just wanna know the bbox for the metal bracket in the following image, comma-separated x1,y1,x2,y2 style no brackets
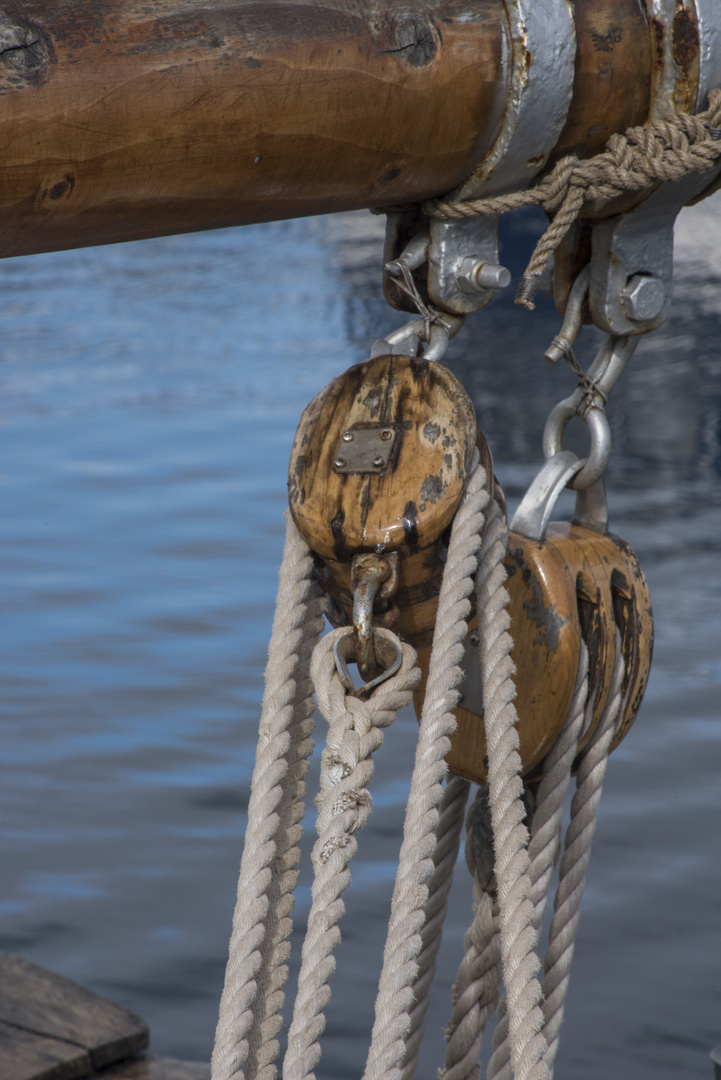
333,425,396,474
453,0,576,200
589,163,721,335
427,216,506,315
588,0,721,336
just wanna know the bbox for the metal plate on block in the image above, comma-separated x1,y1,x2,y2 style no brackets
333,425,396,474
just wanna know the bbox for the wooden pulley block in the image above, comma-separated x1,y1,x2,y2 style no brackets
288,353,490,650
543,523,654,758
431,522,653,784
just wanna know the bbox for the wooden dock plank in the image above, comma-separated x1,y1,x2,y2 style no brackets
0,1017,92,1080
0,954,149,1071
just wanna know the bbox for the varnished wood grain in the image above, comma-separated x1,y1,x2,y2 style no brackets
419,533,583,782
0,0,686,258
289,353,481,646
552,0,654,162
434,523,652,783
0,954,149,1073
0,0,505,257
544,523,653,755
289,354,477,559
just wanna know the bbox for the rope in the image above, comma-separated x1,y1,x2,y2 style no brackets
423,90,721,309
440,786,502,1080
400,775,471,1080
213,465,632,1080
486,645,590,1080
212,514,326,1080
474,496,550,1080
540,634,626,1070
283,628,421,1080
363,458,490,1080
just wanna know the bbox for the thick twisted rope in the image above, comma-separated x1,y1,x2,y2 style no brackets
212,515,326,1080
400,775,471,1080
283,629,420,1080
486,645,590,1080
363,458,489,1080
440,785,502,1080
423,90,721,309
475,497,550,1080
540,634,626,1070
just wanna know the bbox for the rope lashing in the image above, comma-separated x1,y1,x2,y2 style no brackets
422,89,721,310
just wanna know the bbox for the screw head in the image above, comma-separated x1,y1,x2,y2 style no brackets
621,274,665,322
342,430,354,442
380,428,393,441
372,455,384,467
469,633,480,647
334,457,345,468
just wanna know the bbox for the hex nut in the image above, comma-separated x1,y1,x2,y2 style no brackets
621,274,665,322
457,257,511,295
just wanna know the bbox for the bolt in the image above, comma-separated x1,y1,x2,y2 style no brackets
334,457,345,468
342,430,354,442
476,262,512,290
621,274,665,322
380,428,393,441
457,257,511,296
470,633,480,647
372,455,385,467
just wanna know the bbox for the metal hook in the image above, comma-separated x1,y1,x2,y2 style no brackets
333,627,404,698
544,264,590,366
511,451,585,540
511,452,610,541
542,334,638,490
350,553,399,683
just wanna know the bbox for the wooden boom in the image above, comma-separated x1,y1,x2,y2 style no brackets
0,0,685,257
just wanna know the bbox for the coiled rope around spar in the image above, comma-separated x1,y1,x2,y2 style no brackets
413,89,721,310
212,460,629,1080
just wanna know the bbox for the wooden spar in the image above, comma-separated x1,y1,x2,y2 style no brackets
0,0,506,257
0,0,675,259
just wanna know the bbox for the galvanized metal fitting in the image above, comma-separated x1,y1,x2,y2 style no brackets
350,553,399,682
620,274,666,322
456,257,511,296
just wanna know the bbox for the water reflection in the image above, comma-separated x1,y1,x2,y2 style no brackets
0,198,720,1078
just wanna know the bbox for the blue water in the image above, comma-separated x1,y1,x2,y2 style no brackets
1,204,720,1079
